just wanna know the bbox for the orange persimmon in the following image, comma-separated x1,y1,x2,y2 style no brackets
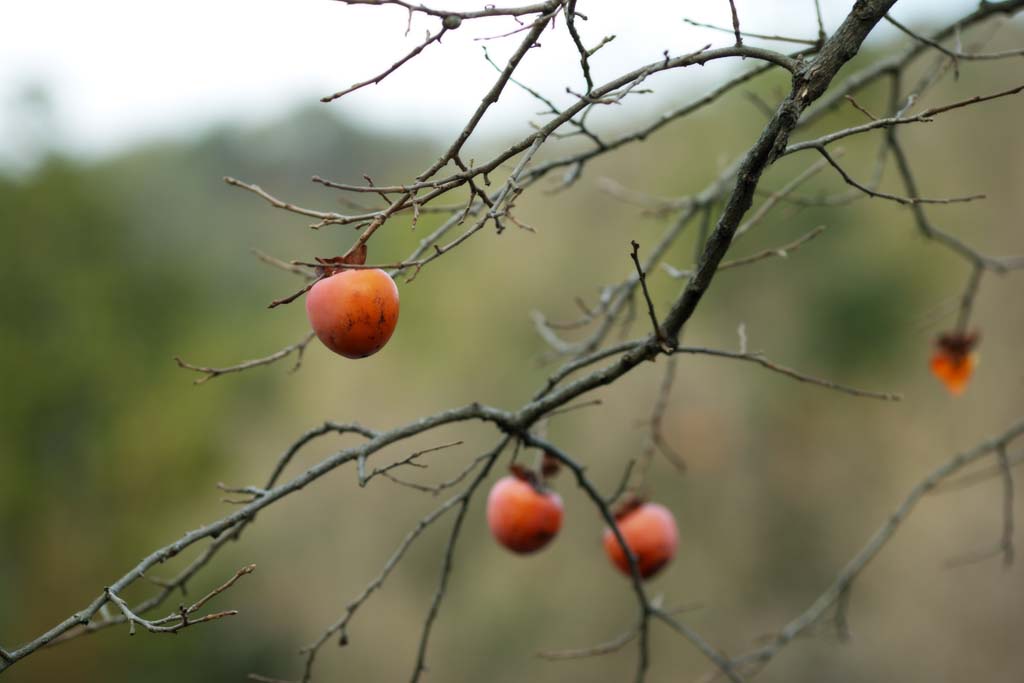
486,473,563,554
305,269,399,359
929,331,979,396
603,500,678,579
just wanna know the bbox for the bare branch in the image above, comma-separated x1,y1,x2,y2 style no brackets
359,440,464,487
644,355,686,471
882,80,1024,272
928,450,1024,495
224,177,350,225
884,13,1024,67
787,83,1024,156
737,155,832,237
565,0,595,93
538,624,638,660
654,609,743,682
813,0,826,43
682,17,818,46
380,450,491,495
666,226,828,279
410,440,506,682
520,435,654,681
955,263,984,333
885,13,961,78
104,565,254,636
844,94,877,120
815,145,985,206
251,248,317,278
629,240,672,351
293,439,508,683
321,28,447,103
731,418,1024,676
334,0,555,21
175,333,316,384
672,345,902,402
726,0,742,46
998,445,1016,567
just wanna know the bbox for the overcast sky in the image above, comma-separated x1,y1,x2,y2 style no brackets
0,0,989,166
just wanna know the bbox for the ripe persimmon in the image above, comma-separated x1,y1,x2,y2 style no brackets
305,268,399,359
603,500,678,579
929,330,979,396
486,472,563,554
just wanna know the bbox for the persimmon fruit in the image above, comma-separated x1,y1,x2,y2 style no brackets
929,330,979,396
486,474,563,554
603,501,678,579
305,268,399,359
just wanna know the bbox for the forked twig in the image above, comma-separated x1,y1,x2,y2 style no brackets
175,333,316,384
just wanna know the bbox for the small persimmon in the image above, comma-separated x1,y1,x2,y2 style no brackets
305,268,399,359
603,500,678,579
929,330,979,396
486,472,563,554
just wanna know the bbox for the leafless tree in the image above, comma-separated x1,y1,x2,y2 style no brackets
4,1,1024,682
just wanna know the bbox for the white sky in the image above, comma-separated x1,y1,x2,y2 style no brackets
0,1,980,165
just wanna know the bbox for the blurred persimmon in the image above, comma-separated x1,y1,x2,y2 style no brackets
930,331,979,396
486,469,563,554
603,499,678,579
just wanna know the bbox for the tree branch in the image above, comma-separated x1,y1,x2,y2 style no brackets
730,418,1024,677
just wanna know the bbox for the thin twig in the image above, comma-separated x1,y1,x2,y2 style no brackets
787,83,1024,156
683,18,818,46
885,14,959,78
521,436,653,682
333,1,556,21
927,450,1024,496
998,445,1016,567
380,450,491,495
816,146,984,206
294,439,508,683
321,28,447,103
251,249,316,278
955,265,983,333
360,440,464,487
730,419,1024,676
630,240,672,351
845,95,877,120
645,355,686,471
654,610,744,682
738,155,834,236
224,177,348,224
665,226,828,279
565,0,594,93
672,346,901,401
539,624,638,660
267,277,324,309
104,565,254,636
544,398,604,418
726,0,743,46
409,442,505,682
175,333,316,384
813,0,826,44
